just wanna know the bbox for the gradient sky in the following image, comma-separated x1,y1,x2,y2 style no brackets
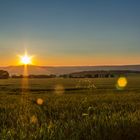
0,0,140,66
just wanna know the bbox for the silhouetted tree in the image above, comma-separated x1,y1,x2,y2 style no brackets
94,74,99,78
85,74,92,78
0,70,9,79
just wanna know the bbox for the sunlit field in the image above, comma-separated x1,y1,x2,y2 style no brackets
0,76,140,139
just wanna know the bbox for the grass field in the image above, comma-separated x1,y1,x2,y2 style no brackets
0,76,140,140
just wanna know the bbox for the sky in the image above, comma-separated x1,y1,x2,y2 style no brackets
0,0,140,66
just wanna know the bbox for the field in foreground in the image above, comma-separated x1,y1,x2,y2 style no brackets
0,77,140,140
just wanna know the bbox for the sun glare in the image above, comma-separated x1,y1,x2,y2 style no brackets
116,77,128,90
20,53,32,65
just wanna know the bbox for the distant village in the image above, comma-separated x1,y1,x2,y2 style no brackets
0,69,140,79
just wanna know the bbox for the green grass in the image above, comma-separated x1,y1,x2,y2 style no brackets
0,77,140,139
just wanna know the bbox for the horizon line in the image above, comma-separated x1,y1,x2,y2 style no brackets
0,64,140,68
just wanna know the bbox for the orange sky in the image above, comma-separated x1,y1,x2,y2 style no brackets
0,54,139,66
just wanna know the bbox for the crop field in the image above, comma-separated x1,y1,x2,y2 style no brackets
0,76,140,140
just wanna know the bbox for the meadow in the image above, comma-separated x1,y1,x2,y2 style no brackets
0,76,140,140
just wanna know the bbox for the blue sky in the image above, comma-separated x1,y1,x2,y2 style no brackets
0,0,140,66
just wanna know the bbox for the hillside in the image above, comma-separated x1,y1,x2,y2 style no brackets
0,65,140,75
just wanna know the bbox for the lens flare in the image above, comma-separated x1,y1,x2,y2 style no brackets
116,77,128,90
36,98,44,105
54,85,65,95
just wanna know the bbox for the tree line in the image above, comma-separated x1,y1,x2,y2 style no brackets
0,70,139,79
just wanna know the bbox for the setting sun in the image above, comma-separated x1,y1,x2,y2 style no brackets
20,53,33,65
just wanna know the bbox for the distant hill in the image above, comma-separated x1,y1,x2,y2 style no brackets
67,70,140,78
0,65,140,76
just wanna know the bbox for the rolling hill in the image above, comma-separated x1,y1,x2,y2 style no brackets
0,65,140,76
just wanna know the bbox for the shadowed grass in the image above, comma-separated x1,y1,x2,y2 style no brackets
0,93,140,139
0,77,140,139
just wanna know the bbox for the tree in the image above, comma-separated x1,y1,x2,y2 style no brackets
0,70,9,79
